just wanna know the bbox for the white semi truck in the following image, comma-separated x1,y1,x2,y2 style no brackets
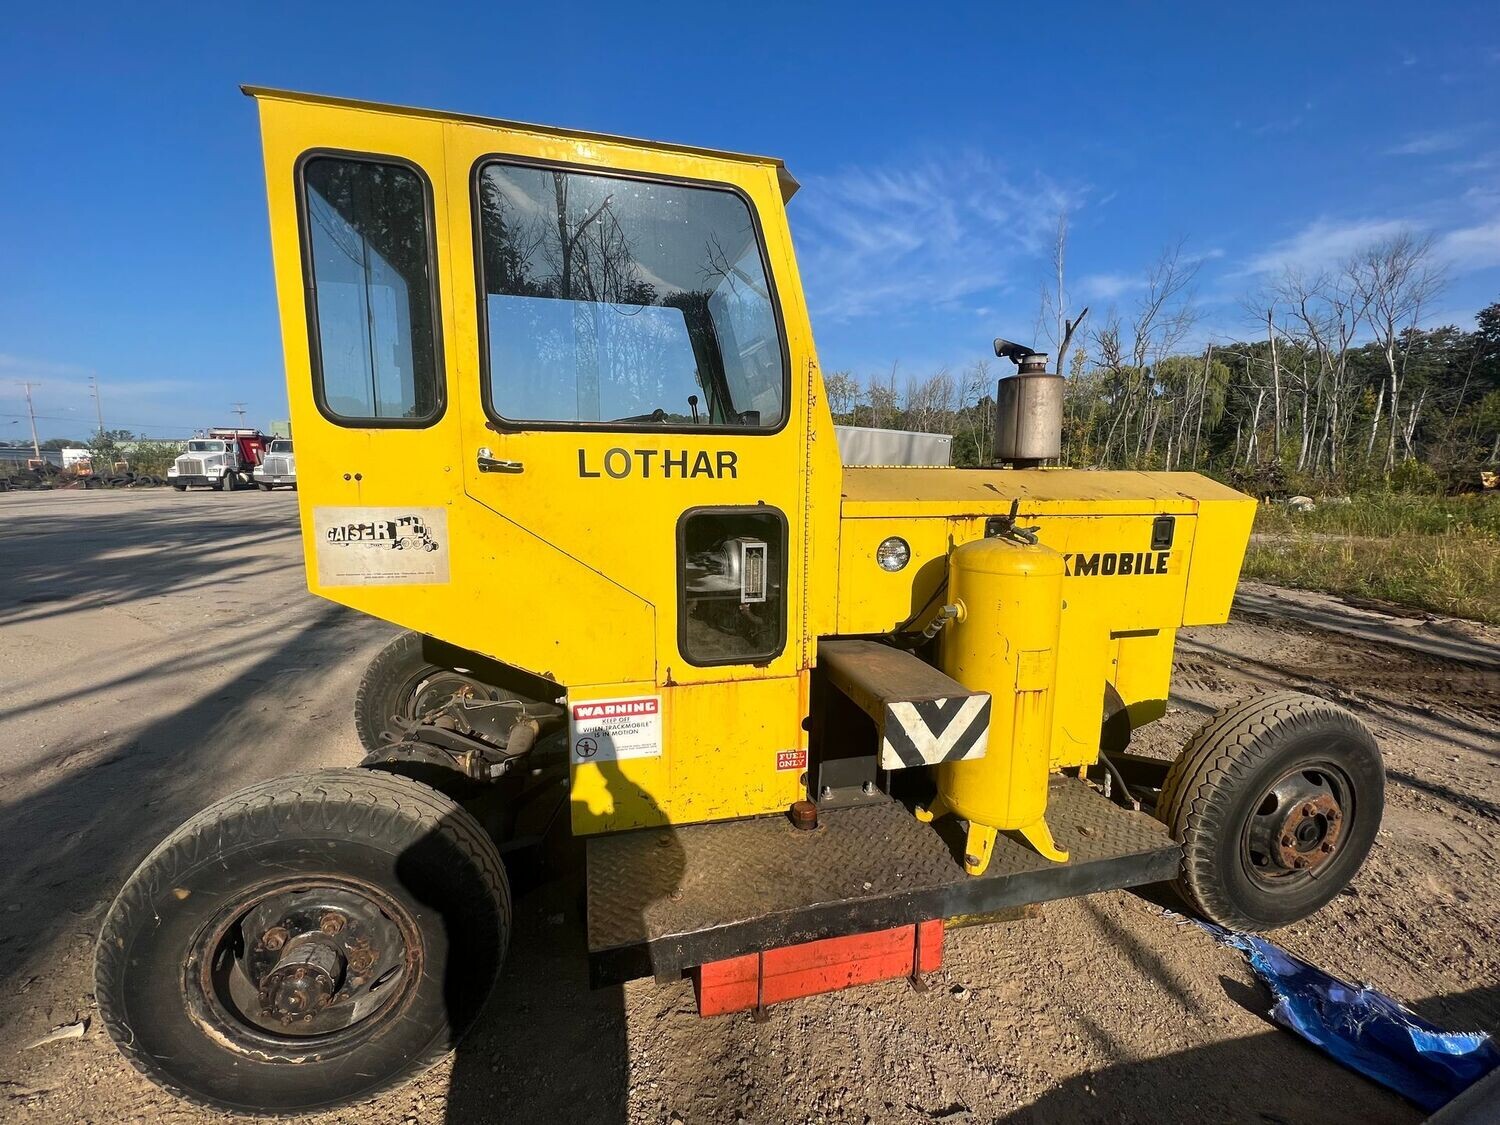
167,429,270,491
253,438,296,490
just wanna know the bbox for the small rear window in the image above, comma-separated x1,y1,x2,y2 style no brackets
300,155,443,425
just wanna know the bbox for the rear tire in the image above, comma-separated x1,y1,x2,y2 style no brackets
94,768,509,1115
1157,692,1383,931
355,631,522,754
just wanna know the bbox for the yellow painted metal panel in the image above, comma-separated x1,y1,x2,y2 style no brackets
836,518,950,635
1184,494,1258,624
1113,629,1177,728
569,676,805,833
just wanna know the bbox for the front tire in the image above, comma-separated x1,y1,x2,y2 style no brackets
1157,692,1383,931
95,769,509,1115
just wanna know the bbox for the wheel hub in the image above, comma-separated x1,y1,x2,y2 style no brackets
1247,769,1347,876
258,934,345,1023
196,883,412,1042
1272,791,1343,870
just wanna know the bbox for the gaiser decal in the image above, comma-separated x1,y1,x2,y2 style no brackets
313,507,451,586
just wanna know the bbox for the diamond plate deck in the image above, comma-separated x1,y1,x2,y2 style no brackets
587,775,1180,984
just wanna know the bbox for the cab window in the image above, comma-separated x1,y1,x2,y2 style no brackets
300,155,442,425
476,162,785,430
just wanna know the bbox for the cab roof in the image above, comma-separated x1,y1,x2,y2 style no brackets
241,86,801,202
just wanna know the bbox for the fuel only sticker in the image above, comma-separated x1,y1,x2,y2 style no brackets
313,506,451,586
570,696,663,763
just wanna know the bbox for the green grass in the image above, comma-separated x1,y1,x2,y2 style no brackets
1243,492,1500,624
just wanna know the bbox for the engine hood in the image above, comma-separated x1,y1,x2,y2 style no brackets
840,467,1248,519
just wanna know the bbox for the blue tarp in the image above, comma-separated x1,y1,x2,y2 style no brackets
1199,920,1500,1112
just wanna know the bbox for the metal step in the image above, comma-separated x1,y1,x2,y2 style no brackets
586,775,1181,986
818,639,991,769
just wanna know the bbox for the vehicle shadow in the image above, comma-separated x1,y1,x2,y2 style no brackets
0,492,300,630
0,600,382,1044
1000,1023,1421,1124
402,760,683,1124
1004,952,1498,1124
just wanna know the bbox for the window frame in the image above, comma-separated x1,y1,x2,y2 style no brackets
295,148,448,430
675,504,790,668
469,154,791,437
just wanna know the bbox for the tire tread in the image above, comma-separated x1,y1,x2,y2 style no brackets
95,768,509,1116
1158,691,1379,931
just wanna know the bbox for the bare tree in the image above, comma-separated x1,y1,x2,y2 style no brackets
1039,210,1091,379
823,371,859,418
1349,232,1444,471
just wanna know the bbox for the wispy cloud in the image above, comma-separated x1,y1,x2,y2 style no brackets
1385,128,1476,156
1075,272,1142,301
1251,115,1304,137
1239,217,1414,275
1436,219,1500,271
1238,209,1500,279
793,155,1085,322
0,353,93,379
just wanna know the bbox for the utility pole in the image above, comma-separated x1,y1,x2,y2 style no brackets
231,402,248,428
18,382,41,459
90,374,106,437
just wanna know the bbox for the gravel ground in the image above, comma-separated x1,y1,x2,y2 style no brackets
0,489,1495,1124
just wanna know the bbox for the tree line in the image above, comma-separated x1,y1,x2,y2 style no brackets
825,229,1499,493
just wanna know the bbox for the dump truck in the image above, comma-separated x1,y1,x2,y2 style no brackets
167,428,270,490
94,89,1386,1115
253,436,297,489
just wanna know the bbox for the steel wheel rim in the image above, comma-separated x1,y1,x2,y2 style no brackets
184,875,421,1059
1240,759,1355,889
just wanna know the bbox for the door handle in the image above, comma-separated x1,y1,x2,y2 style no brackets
477,448,524,474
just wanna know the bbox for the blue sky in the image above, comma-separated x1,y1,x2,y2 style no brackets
2,2,1497,439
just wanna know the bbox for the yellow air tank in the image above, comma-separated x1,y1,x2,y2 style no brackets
916,536,1070,875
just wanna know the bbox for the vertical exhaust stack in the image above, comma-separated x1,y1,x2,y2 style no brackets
991,339,1063,468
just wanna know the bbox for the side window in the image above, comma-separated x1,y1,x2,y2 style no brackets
476,161,785,430
678,508,787,666
301,155,442,425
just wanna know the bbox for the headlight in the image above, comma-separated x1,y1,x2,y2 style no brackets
875,536,910,572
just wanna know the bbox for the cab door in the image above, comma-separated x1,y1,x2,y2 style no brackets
439,121,816,828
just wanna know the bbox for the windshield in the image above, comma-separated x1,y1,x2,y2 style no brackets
269,440,293,453
187,441,227,452
477,163,784,429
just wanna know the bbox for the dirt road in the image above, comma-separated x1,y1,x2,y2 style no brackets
1,490,1495,1124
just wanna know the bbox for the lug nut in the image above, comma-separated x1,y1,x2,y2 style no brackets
1293,857,1309,869
263,926,288,951
1302,804,1317,817
1321,842,1335,853
320,912,347,935
1281,834,1295,847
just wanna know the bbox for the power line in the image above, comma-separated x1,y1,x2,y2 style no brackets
0,411,194,435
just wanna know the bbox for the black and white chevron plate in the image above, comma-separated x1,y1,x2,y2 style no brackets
879,695,991,769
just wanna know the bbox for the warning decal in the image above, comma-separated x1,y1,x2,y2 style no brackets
569,695,662,763
776,749,807,772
